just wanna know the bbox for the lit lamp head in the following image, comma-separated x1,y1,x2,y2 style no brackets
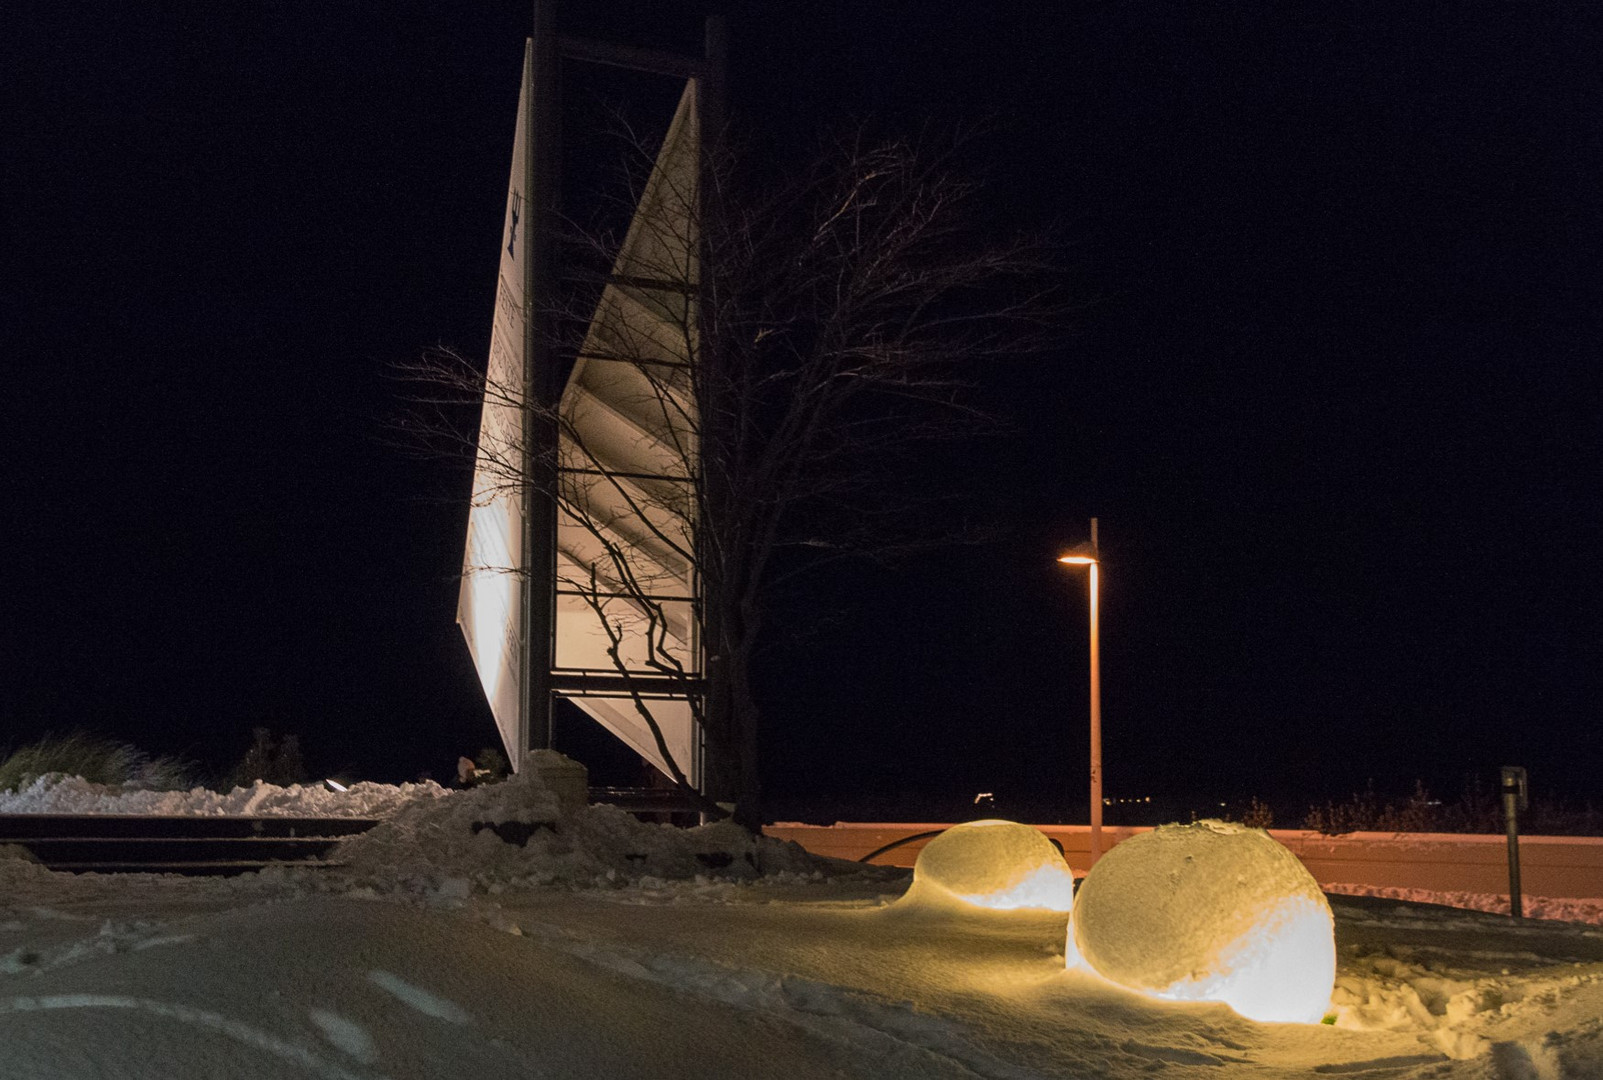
1057,544,1098,567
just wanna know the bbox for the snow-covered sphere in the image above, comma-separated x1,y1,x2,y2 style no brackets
1068,821,1335,1023
911,819,1077,911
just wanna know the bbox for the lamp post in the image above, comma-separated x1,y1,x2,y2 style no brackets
1058,518,1102,865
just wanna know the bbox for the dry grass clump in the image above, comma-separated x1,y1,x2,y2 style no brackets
0,731,194,792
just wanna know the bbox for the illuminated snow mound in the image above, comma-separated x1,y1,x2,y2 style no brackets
1069,821,1335,1023
910,819,1077,911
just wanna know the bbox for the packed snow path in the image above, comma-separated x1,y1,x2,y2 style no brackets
0,893,903,1080
2,865,1601,1079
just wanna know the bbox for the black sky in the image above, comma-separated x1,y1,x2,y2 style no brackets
4,2,1598,823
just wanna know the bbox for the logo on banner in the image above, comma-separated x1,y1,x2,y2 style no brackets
506,190,523,260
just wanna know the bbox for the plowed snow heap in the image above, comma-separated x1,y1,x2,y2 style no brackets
1068,821,1335,1023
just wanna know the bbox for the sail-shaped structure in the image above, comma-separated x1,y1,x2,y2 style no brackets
555,82,701,783
457,45,533,764
460,41,704,786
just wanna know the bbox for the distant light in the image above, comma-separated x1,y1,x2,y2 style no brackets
974,792,994,804
1057,554,1097,565
324,778,348,792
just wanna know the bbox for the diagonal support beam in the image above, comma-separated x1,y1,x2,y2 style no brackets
558,34,712,80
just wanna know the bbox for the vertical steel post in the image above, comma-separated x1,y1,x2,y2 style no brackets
703,17,727,137
1502,765,1527,919
1088,517,1102,865
521,0,562,758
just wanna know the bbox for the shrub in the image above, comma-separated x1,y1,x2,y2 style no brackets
475,746,510,778
1239,796,1275,829
0,732,193,792
1306,779,1602,836
222,727,308,789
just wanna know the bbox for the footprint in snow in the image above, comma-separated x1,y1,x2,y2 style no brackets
310,1007,380,1064
367,970,471,1025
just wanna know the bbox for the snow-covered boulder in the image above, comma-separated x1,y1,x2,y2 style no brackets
908,819,1077,911
1068,821,1335,1023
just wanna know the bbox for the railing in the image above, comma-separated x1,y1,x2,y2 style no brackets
0,813,381,875
763,821,1603,900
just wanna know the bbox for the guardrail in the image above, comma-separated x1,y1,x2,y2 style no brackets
0,814,381,875
763,822,1603,900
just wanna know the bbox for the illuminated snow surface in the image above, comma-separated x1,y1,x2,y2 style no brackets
1070,821,1337,1023
908,818,1077,910
2,768,1602,1078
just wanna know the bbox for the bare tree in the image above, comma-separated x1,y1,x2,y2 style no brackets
401,123,1061,831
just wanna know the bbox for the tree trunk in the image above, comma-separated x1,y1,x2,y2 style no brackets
726,598,764,832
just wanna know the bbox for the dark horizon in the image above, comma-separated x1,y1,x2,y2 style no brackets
4,2,1598,823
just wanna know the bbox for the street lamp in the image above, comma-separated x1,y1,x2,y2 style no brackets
1058,518,1102,866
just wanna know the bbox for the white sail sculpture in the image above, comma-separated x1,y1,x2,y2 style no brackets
457,45,533,764
555,81,702,783
459,57,704,785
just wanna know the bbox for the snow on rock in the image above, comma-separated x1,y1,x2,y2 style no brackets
904,819,1076,911
1070,819,1337,1024
0,773,448,818
335,751,831,894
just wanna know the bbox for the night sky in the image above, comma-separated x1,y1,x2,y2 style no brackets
5,3,1598,823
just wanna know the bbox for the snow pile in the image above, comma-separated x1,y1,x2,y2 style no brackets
336,751,832,893
1070,820,1336,1023
0,843,58,894
904,819,1076,911
1322,893,1603,1060
0,774,448,817
1328,951,1505,1059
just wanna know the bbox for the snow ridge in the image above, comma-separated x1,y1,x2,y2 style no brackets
0,775,448,818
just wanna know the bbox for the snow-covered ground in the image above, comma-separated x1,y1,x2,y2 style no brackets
2,764,1601,1078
